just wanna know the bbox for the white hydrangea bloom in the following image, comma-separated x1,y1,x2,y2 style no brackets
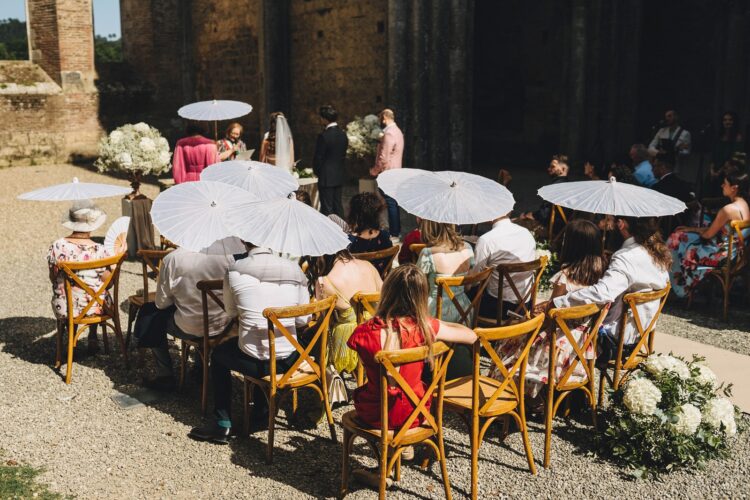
158,150,171,164
116,152,133,166
703,398,737,436
671,403,702,435
693,364,718,387
157,137,169,150
623,378,662,416
139,137,156,152
292,171,300,179
363,114,379,126
109,130,124,144
536,248,552,260
643,354,690,379
302,168,313,174
133,122,150,133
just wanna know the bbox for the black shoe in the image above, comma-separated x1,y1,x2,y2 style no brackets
142,375,177,392
188,422,235,444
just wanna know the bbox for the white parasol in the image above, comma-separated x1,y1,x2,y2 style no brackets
538,177,687,217
200,160,298,201
377,169,515,224
18,177,131,201
150,181,253,252
177,100,253,122
227,194,350,256
104,216,130,254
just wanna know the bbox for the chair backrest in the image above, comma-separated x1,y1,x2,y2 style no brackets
351,292,381,325
726,220,750,277
547,303,609,390
617,283,671,371
495,255,548,324
136,248,172,299
473,314,544,415
160,235,178,250
435,267,493,328
409,243,426,263
263,296,337,388
196,279,226,337
352,245,400,278
58,253,127,321
374,341,452,448
548,204,568,242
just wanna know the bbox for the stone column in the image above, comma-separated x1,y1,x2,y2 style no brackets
259,0,291,129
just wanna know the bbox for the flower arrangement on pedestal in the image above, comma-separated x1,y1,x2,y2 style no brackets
600,354,744,478
94,122,172,198
345,114,383,180
293,167,315,179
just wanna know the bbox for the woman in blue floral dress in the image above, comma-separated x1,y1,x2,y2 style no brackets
668,167,750,297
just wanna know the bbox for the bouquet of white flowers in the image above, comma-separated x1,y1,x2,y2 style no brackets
95,122,172,196
535,241,558,291
345,114,383,160
600,354,744,478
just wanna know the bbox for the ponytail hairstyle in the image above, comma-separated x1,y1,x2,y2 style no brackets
723,163,750,201
623,217,672,271
375,264,434,364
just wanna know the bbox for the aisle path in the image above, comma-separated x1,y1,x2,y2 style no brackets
657,333,750,413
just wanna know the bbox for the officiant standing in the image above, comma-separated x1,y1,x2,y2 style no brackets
313,105,348,217
370,109,404,240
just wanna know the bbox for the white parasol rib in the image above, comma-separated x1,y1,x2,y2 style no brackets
177,100,253,121
200,160,297,201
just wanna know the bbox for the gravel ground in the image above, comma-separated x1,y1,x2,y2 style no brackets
1,163,749,499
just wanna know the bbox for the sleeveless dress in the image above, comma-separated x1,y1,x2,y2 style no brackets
347,316,439,429
324,277,372,374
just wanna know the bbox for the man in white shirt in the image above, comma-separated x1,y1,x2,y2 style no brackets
648,109,691,162
189,245,310,444
552,217,670,362
143,241,239,390
471,215,537,319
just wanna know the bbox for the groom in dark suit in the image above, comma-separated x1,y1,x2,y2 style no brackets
313,105,348,217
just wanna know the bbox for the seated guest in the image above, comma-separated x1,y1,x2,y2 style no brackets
668,166,750,298
142,238,241,390
189,242,310,443
347,192,393,273
652,152,696,235
217,122,247,162
397,217,423,264
630,144,657,187
552,217,671,362
173,124,218,184
48,200,111,353
306,249,382,375
493,220,607,405
520,154,569,225
472,213,537,319
416,220,474,378
608,163,637,184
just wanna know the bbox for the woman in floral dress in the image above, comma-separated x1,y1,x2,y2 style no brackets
668,167,750,297
492,220,607,402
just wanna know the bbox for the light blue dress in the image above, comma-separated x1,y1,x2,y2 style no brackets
417,243,475,323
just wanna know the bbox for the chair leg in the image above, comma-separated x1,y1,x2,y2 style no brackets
520,411,537,475
394,453,401,482
101,323,110,355
378,444,388,500
55,320,63,369
179,342,189,390
321,379,337,442
125,304,137,349
723,282,730,321
470,416,479,500
112,312,129,366
588,375,598,430
266,394,277,464
597,369,606,408
243,379,252,436
65,322,75,384
292,388,298,414
356,363,364,387
340,428,353,499
438,426,452,500
201,348,209,415
543,387,555,469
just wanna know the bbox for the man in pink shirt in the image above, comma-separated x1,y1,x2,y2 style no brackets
370,109,404,238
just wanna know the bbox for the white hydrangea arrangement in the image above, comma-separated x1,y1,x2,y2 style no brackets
345,114,383,160
601,354,743,478
95,123,172,193
535,241,558,291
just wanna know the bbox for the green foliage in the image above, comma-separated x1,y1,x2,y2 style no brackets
0,19,29,60
94,35,122,63
535,241,558,291
0,461,65,499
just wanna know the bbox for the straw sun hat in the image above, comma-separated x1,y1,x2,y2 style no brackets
61,200,107,232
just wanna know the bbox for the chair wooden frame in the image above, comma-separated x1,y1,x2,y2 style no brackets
352,245,400,278
243,296,337,463
340,341,454,500
477,256,548,327
351,292,381,387
547,204,568,242
443,314,544,499
543,303,609,468
55,253,128,384
598,284,671,406
435,268,493,328
159,234,178,250
408,243,426,263
178,279,238,414
125,248,172,348
687,220,750,320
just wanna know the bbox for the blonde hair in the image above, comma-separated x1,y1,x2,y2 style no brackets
225,122,243,136
375,265,434,364
419,219,464,252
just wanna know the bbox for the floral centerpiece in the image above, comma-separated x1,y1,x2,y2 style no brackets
94,122,172,198
535,241,558,291
600,354,743,478
345,114,383,160
293,167,315,180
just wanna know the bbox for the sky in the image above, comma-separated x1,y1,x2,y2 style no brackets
0,0,121,38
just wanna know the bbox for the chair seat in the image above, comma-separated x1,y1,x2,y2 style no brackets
128,292,156,307
443,375,518,415
341,410,435,445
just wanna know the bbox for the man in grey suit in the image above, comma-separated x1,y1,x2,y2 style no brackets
313,105,349,217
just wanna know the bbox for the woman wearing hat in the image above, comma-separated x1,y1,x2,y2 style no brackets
47,200,112,353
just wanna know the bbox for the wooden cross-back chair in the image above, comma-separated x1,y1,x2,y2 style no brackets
179,279,238,414
159,235,178,250
687,220,750,321
351,291,381,387
243,296,337,463
598,284,671,406
125,248,172,348
477,255,548,328
352,245,400,279
435,267,493,328
443,314,544,499
548,204,568,242
340,341,454,500
408,243,426,263
55,253,128,384
543,303,609,468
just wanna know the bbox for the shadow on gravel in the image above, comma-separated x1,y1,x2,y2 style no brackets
663,301,750,330
0,316,58,367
